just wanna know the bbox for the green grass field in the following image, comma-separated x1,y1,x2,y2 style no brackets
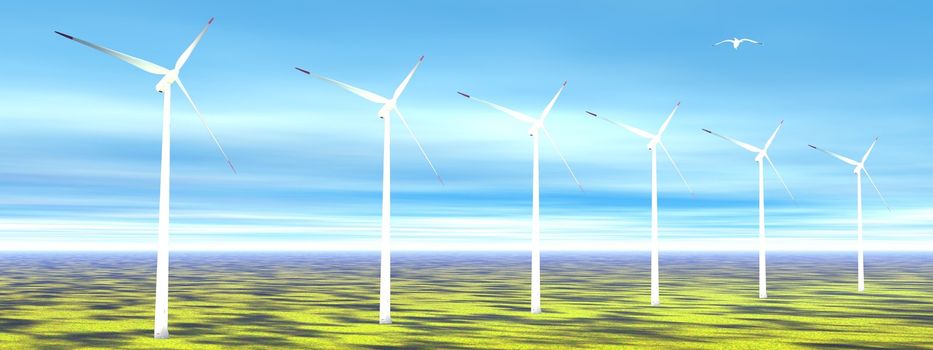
1,252,931,349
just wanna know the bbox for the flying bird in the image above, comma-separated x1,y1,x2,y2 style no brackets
714,38,763,49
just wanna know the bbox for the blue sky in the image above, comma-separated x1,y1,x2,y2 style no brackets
0,1,931,250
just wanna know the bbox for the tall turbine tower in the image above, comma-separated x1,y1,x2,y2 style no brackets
702,120,794,298
296,56,441,324
585,103,691,305
809,138,890,291
55,18,236,339
458,82,582,314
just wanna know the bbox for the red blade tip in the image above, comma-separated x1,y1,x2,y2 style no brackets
54,31,74,40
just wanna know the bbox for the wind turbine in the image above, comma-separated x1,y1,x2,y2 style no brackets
458,81,582,314
809,138,890,292
702,120,794,298
55,18,236,339
585,102,691,305
295,56,441,324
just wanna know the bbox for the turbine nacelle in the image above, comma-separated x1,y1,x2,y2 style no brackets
854,163,864,175
156,71,178,93
377,100,397,119
754,151,766,163
647,138,660,151
528,121,544,136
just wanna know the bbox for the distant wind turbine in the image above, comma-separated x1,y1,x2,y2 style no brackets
714,38,763,49
296,56,442,324
458,81,582,314
55,18,235,339
702,120,794,298
586,103,692,305
809,138,890,292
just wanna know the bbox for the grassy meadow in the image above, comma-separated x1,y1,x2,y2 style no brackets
0,252,931,349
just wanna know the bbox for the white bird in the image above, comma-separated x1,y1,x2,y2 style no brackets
714,38,763,49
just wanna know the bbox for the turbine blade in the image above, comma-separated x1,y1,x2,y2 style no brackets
862,168,891,211
540,81,567,122
393,106,443,185
765,155,795,201
542,128,583,191
761,120,784,153
808,144,859,166
659,141,694,197
175,79,237,174
655,101,681,138
391,55,423,101
54,31,169,75
702,128,761,153
586,112,654,139
295,67,388,104
457,92,537,125
174,17,214,71
861,137,878,164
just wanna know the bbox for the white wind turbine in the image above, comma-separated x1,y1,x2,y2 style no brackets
585,102,691,305
295,56,441,324
702,120,794,298
809,138,890,292
458,81,582,314
55,18,236,339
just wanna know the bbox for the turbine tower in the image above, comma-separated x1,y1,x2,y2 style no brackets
458,81,582,314
809,138,890,291
296,56,441,324
585,103,691,305
702,120,794,298
56,18,236,339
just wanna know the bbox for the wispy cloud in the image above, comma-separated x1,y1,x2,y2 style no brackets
1,1,932,250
